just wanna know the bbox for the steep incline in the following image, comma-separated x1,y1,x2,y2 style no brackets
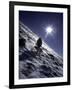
19,21,63,79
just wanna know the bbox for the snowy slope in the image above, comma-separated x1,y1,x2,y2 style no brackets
19,21,63,79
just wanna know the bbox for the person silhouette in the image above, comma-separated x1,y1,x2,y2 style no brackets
35,37,42,54
36,37,42,48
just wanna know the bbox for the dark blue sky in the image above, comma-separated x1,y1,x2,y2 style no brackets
19,11,63,57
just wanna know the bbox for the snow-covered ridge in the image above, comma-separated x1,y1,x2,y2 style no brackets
19,21,62,59
19,21,63,79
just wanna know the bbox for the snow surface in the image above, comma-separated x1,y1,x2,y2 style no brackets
19,21,63,79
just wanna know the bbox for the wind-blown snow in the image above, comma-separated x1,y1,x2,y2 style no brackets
19,21,63,79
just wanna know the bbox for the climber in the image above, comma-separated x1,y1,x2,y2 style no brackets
36,38,42,48
35,37,42,54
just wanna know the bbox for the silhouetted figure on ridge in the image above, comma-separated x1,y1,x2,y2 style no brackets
36,38,42,48
35,37,42,54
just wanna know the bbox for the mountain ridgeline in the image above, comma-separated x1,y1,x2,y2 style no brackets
19,21,63,79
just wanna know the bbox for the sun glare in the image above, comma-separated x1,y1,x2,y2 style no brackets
46,26,53,34
45,26,54,38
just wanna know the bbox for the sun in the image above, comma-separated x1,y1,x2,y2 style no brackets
45,26,54,38
46,26,53,35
